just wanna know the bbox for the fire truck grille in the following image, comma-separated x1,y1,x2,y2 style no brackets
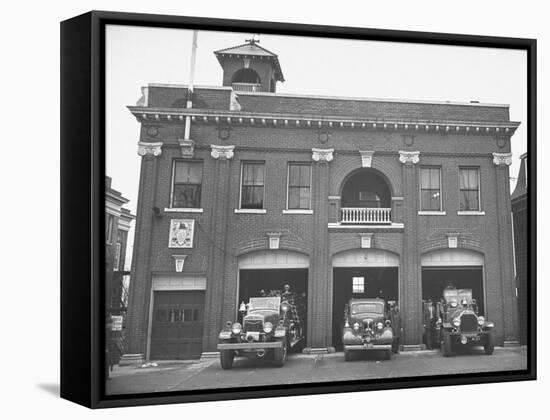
460,313,478,332
244,320,263,332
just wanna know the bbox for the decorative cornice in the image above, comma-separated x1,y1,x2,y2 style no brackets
128,107,520,135
210,144,235,160
398,150,420,165
492,152,512,166
312,148,334,163
359,150,374,168
137,141,163,157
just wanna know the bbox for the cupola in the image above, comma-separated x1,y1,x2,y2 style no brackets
214,38,284,93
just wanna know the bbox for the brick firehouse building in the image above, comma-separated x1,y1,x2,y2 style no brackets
122,41,521,362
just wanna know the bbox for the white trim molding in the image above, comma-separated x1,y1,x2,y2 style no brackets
445,232,460,249
210,144,235,159
359,232,374,249
234,209,267,214
359,150,374,168
398,150,420,165
418,210,447,216
492,152,512,166
137,141,163,157
171,255,187,273
164,208,204,213
282,209,314,214
457,210,485,216
267,232,282,250
312,148,334,162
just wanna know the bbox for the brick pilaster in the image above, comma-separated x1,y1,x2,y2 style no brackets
399,151,423,346
493,153,519,344
202,145,234,352
308,148,333,348
122,142,162,362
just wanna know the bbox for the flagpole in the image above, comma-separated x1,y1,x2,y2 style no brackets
184,30,198,141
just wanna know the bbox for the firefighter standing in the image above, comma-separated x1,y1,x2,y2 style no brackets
390,303,402,353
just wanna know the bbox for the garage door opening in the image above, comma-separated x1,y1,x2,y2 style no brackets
421,267,485,315
150,290,204,360
332,267,398,349
238,268,308,345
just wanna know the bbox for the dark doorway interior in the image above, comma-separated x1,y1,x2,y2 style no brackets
332,267,398,349
421,267,484,315
239,268,308,342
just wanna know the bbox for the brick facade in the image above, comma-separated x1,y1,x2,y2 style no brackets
122,43,521,361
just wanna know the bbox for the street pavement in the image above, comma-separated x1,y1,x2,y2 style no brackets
106,346,527,395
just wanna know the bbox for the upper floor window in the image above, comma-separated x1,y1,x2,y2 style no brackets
287,163,311,209
241,162,265,209
459,167,480,211
171,161,203,208
420,167,442,211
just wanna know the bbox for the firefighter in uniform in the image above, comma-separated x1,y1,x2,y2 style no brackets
390,303,402,353
423,299,437,350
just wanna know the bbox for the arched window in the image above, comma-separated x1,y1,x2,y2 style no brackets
231,68,261,84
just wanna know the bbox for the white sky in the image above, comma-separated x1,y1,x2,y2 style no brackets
106,24,527,266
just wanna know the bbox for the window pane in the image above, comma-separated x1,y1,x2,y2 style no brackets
352,277,364,293
468,169,478,189
288,188,299,209
243,163,264,186
299,187,310,209
242,186,263,208
193,308,200,321
183,309,192,322
300,165,310,186
422,190,440,211
173,184,201,208
421,168,431,188
430,168,440,188
175,161,202,183
156,309,167,322
459,169,468,189
289,165,300,186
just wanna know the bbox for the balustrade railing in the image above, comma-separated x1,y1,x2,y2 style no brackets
340,207,392,224
231,82,263,92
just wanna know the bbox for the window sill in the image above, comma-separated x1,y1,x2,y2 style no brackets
282,209,314,214
418,211,446,216
234,209,267,214
457,210,485,216
164,208,204,213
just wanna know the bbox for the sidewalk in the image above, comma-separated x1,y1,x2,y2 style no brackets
106,346,527,395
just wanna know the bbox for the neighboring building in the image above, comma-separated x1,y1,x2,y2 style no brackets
105,176,135,317
122,40,521,362
511,153,528,344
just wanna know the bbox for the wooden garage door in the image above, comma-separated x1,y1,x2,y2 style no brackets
151,291,204,360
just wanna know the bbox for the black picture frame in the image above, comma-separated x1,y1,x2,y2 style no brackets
60,10,536,409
